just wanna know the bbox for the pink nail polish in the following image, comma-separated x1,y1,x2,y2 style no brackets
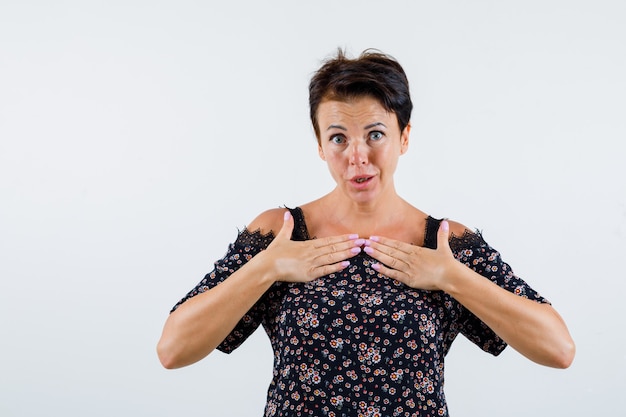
351,247,362,254
369,236,380,242
371,262,380,270
354,238,365,246
364,246,374,254
341,261,350,267
349,234,359,239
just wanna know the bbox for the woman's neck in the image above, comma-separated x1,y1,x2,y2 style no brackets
303,188,423,240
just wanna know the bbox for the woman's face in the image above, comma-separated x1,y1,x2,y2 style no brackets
316,96,410,204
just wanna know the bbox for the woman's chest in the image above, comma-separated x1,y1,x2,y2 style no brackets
272,255,456,349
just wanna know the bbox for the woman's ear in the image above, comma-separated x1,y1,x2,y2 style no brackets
318,143,326,160
400,123,411,155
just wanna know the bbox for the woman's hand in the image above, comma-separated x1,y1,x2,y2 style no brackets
263,211,363,283
158,210,362,369
363,220,575,368
363,220,455,290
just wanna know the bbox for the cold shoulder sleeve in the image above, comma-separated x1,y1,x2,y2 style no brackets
170,227,278,353
449,230,549,356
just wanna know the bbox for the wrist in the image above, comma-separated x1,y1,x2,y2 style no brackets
437,258,468,296
249,250,278,287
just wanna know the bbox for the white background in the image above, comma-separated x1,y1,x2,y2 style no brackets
1,1,625,416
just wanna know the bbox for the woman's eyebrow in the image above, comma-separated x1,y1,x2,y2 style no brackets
364,122,386,129
326,124,347,131
326,122,387,131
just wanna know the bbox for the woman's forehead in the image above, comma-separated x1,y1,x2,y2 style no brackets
317,97,396,126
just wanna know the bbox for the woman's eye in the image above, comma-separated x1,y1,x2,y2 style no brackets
369,131,384,141
330,135,346,144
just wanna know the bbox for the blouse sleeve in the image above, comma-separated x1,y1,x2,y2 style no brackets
170,228,277,354
450,230,550,356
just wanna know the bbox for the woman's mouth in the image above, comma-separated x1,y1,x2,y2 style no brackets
350,175,374,186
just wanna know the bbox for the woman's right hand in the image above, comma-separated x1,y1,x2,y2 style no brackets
157,210,362,369
262,210,362,283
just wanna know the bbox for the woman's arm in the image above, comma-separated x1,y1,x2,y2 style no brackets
363,220,575,368
441,255,575,368
157,245,278,369
157,209,361,369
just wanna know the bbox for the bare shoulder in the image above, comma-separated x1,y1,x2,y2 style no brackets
446,219,475,238
246,208,288,236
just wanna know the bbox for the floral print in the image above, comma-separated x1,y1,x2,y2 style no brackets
171,208,548,416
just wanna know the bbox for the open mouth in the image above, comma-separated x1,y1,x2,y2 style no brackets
352,176,373,184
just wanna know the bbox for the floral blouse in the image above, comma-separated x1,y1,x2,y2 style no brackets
171,207,548,417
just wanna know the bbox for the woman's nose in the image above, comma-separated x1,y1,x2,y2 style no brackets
349,141,368,165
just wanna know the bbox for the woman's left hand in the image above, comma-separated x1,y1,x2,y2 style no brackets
364,220,576,368
363,220,455,290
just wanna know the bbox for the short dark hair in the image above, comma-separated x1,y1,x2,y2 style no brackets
309,49,413,141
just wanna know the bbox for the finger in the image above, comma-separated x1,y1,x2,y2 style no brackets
367,235,413,255
313,233,362,249
363,244,410,272
437,220,452,254
276,210,295,241
363,236,414,264
324,246,361,265
311,260,352,279
370,261,405,281
314,243,362,266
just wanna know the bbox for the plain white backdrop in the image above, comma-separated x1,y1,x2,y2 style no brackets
1,1,625,416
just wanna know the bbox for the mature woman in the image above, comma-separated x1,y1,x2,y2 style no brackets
157,50,575,416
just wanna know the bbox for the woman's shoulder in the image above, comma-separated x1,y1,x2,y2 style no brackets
446,219,473,238
426,215,478,244
436,217,489,252
246,208,288,237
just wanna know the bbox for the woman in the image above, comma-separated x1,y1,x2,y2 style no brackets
157,50,575,416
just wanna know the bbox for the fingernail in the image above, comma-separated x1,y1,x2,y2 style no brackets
441,220,449,232
371,262,380,271
369,236,380,242
349,234,359,239
363,246,374,254
341,261,350,267
284,211,291,220
353,238,365,246
350,247,362,254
